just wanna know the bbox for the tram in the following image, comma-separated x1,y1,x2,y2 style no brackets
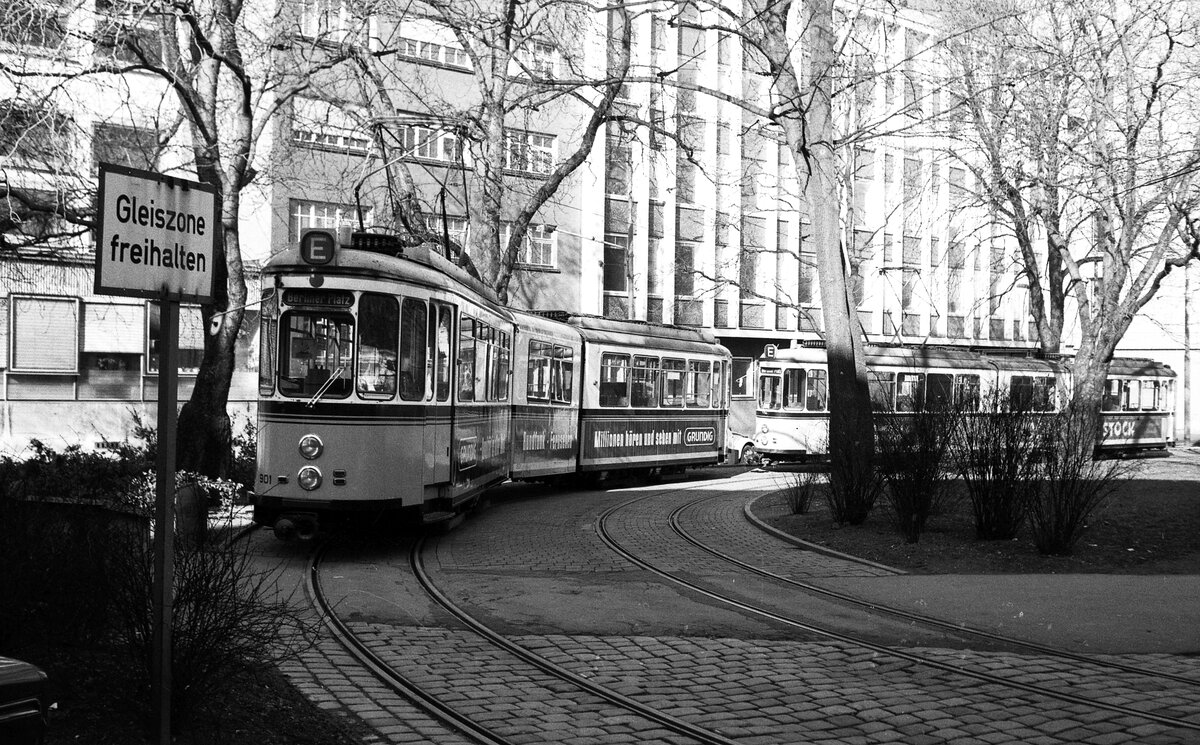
251,230,730,539
753,342,1176,465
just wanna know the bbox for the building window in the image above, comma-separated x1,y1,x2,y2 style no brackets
289,200,372,243
80,301,144,399
10,296,79,373
397,36,471,69
1,0,66,50
674,242,695,297
503,222,556,268
1,190,65,245
93,123,157,170
147,303,205,374
397,122,463,164
425,214,469,249
605,131,632,196
299,0,369,44
603,235,629,294
1,102,69,171
94,21,162,63
504,130,555,175
292,98,371,155
515,40,556,78
677,154,699,204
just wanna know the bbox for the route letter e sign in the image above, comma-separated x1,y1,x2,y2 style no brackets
96,163,217,303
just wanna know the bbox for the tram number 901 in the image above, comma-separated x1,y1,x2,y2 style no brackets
258,473,273,485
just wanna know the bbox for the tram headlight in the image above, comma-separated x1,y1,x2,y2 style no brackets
298,434,324,460
298,466,322,491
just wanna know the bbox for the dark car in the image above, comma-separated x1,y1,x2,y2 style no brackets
0,656,51,744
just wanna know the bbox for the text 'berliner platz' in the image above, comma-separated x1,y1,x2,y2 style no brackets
95,164,217,303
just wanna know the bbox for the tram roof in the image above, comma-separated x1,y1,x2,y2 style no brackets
263,242,508,313
532,311,727,354
1098,356,1175,378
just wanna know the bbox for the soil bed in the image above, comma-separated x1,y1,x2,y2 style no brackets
754,449,1200,575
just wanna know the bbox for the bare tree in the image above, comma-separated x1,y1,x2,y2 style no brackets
940,0,1200,439
1,0,361,476
313,0,633,304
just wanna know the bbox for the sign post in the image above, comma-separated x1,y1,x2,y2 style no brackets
95,164,217,745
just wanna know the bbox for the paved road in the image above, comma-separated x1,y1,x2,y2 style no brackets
268,469,1200,744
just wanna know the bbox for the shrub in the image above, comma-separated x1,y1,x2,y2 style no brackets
106,518,319,732
824,446,882,525
1028,406,1139,555
783,470,821,514
1,436,312,737
950,393,1047,540
877,404,959,543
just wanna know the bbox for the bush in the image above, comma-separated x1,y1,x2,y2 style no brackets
824,446,882,525
1028,406,1139,555
950,394,1047,540
107,515,319,731
783,470,821,514
1,436,313,738
877,404,959,543
4,438,152,502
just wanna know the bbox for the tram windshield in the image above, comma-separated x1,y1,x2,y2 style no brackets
278,312,354,398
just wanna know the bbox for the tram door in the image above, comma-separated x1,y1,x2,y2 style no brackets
425,302,454,484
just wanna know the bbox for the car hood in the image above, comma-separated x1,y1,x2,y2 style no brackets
0,656,49,702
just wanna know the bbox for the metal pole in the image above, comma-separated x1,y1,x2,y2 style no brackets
151,295,178,744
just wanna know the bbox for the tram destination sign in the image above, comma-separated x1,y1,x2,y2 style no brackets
95,163,217,302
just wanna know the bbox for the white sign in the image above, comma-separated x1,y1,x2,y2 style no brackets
95,163,218,302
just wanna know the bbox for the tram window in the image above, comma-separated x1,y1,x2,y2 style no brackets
473,322,496,402
458,316,476,402
356,294,399,399
278,312,354,398
687,360,712,407
955,374,981,411
527,340,552,402
869,372,896,412
631,356,659,408
925,374,952,410
1102,378,1121,411
896,373,924,412
435,306,452,402
731,357,754,399
783,369,806,410
661,358,685,407
1143,381,1160,411
258,290,278,396
1012,376,1055,411
759,374,782,410
806,369,827,411
493,331,511,401
398,298,428,401
600,353,630,406
1124,380,1140,411
712,360,727,409
552,346,573,404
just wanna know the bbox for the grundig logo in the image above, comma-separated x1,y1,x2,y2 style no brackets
684,427,717,446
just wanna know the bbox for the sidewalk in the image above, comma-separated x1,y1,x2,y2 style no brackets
822,572,1200,655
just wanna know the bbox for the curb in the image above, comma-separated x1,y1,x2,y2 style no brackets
742,491,907,575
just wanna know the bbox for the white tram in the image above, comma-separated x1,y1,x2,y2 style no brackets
252,231,730,539
753,343,1176,466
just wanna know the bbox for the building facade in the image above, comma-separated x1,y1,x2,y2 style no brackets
2,0,1197,453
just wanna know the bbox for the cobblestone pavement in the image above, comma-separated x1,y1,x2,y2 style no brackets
275,469,1200,744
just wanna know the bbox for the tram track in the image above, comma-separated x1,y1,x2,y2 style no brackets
307,541,515,745
309,527,750,745
596,486,1200,736
678,492,1200,687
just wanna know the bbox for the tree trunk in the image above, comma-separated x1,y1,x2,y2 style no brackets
802,0,875,485
176,195,247,480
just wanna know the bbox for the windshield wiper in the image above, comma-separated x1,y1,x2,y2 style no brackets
306,365,346,408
